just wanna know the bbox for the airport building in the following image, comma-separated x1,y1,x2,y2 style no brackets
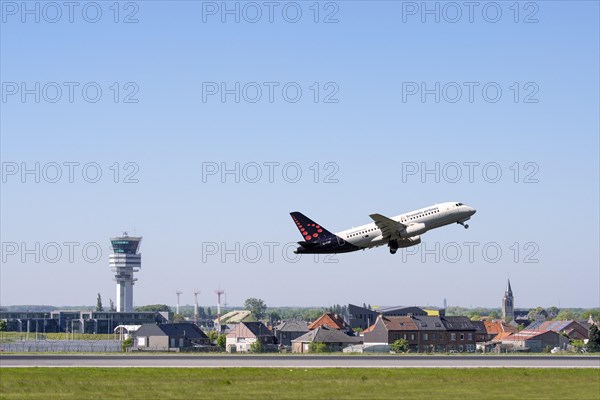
110,233,142,312
0,310,169,334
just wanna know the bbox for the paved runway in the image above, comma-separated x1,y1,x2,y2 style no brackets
1,355,598,368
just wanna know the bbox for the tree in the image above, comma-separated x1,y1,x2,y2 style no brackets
122,337,133,352
206,307,213,318
468,312,482,321
173,313,185,323
308,342,328,353
546,306,560,316
0,320,7,332
527,307,547,320
206,330,218,343
250,340,263,353
135,304,172,312
581,309,600,321
244,298,267,320
109,299,116,312
488,311,500,320
556,309,577,321
391,338,409,353
96,293,104,312
587,325,600,352
269,311,282,323
216,334,226,351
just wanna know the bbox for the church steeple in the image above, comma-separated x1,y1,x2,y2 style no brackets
502,279,514,322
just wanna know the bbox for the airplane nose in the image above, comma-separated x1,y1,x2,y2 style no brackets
469,207,476,215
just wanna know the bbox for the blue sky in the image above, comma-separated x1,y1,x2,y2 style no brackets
1,1,598,309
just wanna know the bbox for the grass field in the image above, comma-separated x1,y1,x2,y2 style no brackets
1,368,599,399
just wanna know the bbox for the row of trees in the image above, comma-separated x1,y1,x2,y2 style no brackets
101,293,600,324
95,293,115,312
448,306,600,322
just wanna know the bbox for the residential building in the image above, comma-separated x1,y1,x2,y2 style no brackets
291,326,361,353
526,320,589,340
133,323,211,351
363,315,477,353
347,304,428,330
225,321,275,352
471,320,495,343
501,330,569,352
273,320,309,347
308,313,347,331
484,320,518,342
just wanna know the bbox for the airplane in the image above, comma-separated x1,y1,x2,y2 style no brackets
290,202,476,255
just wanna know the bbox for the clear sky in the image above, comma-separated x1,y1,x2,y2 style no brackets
1,1,598,309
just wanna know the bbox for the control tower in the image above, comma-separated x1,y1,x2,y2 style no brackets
109,233,142,312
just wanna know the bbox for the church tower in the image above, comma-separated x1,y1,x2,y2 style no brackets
502,279,514,322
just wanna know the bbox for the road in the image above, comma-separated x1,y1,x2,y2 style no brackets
1,355,599,368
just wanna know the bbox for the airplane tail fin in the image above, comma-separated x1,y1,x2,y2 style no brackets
290,212,334,241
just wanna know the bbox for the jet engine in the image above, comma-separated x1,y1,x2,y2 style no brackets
397,235,421,248
401,223,426,238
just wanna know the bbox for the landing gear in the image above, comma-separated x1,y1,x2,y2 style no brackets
388,240,398,255
458,221,469,229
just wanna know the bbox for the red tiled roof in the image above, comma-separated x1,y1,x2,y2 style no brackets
484,320,518,335
308,313,346,330
380,316,419,331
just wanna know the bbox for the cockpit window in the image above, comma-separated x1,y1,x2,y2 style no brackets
457,203,463,206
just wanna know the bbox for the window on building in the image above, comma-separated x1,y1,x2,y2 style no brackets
450,333,456,341
410,334,415,341
468,333,473,341
423,333,428,341
460,333,465,341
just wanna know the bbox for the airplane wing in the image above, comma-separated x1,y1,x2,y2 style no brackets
369,213,406,239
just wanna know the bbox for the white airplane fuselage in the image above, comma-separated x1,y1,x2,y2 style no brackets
290,202,476,254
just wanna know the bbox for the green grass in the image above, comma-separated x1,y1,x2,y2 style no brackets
1,368,598,399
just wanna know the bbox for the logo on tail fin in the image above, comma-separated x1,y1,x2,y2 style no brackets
290,212,334,241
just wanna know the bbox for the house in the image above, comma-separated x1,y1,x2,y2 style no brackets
363,315,477,353
501,330,569,352
484,320,518,342
308,313,347,331
291,326,361,353
471,320,494,343
225,321,275,352
273,320,309,347
347,304,428,330
526,320,589,340
133,323,211,351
